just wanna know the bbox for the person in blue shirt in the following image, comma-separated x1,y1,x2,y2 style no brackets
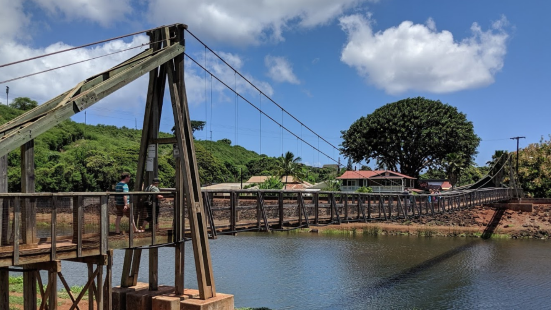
115,172,142,234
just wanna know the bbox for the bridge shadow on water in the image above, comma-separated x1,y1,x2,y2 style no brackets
360,208,505,295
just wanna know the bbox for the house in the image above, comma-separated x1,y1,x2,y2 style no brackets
337,170,416,193
418,179,452,191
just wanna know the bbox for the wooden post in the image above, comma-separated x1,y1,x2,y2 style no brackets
149,247,159,291
344,194,348,223
23,265,37,310
21,140,36,245
48,263,59,310
51,196,58,260
72,195,84,257
230,192,236,232
278,192,284,228
13,197,20,265
103,250,113,310
0,153,7,310
314,193,319,225
100,196,108,255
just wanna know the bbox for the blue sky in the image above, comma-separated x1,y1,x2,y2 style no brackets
1,0,549,169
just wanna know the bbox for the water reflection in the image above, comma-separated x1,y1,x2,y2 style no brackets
48,233,551,309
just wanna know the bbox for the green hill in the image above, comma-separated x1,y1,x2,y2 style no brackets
0,105,264,192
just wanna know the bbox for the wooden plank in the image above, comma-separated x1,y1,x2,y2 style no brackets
96,260,103,310
69,266,99,310
174,242,184,295
344,194,349,222
0,268,7,309
14,197,20,265
58,272,80,310
278,192,284,228
166,24,215,299
130,248,142,286
0,154,7,247
100,196,108,254
230,192,237,233
314,193,319,225
120,249,133,287
20,140,36,245
88,263,94,310
151,137,177,144
51,196,57,260
23,268,37,310
149,247,158,291
129,195,134,248
104,250,113,310
76,196,84,257
134,30,161,192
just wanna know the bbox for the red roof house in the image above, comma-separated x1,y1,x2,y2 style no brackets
337,170,416,193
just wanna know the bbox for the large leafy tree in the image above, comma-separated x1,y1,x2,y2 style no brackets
9,97,38,111
340,97,480,179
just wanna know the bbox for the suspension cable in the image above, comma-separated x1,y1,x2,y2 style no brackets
185,28,339,151
0,24,178,68
0,36,174,85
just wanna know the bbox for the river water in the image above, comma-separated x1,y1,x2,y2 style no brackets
57,232,550,309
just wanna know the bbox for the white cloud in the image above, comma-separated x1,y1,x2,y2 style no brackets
0,35,150,114
147,0,375,46
339,14,509,94
265,55,300,84
31,0,133,27
0,0,31,41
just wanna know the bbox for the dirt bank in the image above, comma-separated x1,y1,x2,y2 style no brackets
311,204,551,239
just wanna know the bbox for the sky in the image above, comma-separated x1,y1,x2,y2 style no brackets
1,0,550,169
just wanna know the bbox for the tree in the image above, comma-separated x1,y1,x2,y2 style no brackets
276,151,304,184
10,97,38,111
443,152,466,188
340,97,480,179
346,157,353,171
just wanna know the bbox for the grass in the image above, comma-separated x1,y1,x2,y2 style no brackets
363,226,382,236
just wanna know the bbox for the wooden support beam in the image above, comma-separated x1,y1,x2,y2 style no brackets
13,197,20,265
149,247,159,291
51,196,57,260
100,196,108,255
23,268,37,310
104,250,113,310
0,39,185,158
72,196,84,256
0,268,8,310
278,192,284,228
165,24,215,299
0,154,7,310
21,140,36,245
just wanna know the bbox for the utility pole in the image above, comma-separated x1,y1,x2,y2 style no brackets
510,136,525,179
5,86,8,105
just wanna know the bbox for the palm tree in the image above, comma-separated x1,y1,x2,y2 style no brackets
276,151,304,184
444,153,466,188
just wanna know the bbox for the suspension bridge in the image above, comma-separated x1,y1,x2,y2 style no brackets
0,24,520,309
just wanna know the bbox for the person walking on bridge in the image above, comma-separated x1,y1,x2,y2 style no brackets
115,172,142,234
139,177,164,231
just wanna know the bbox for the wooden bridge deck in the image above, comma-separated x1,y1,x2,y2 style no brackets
0,187,514,269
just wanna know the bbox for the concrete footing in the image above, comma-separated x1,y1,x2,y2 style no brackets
113,283,234,310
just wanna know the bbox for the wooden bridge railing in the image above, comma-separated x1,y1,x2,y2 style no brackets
0,187,513,267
